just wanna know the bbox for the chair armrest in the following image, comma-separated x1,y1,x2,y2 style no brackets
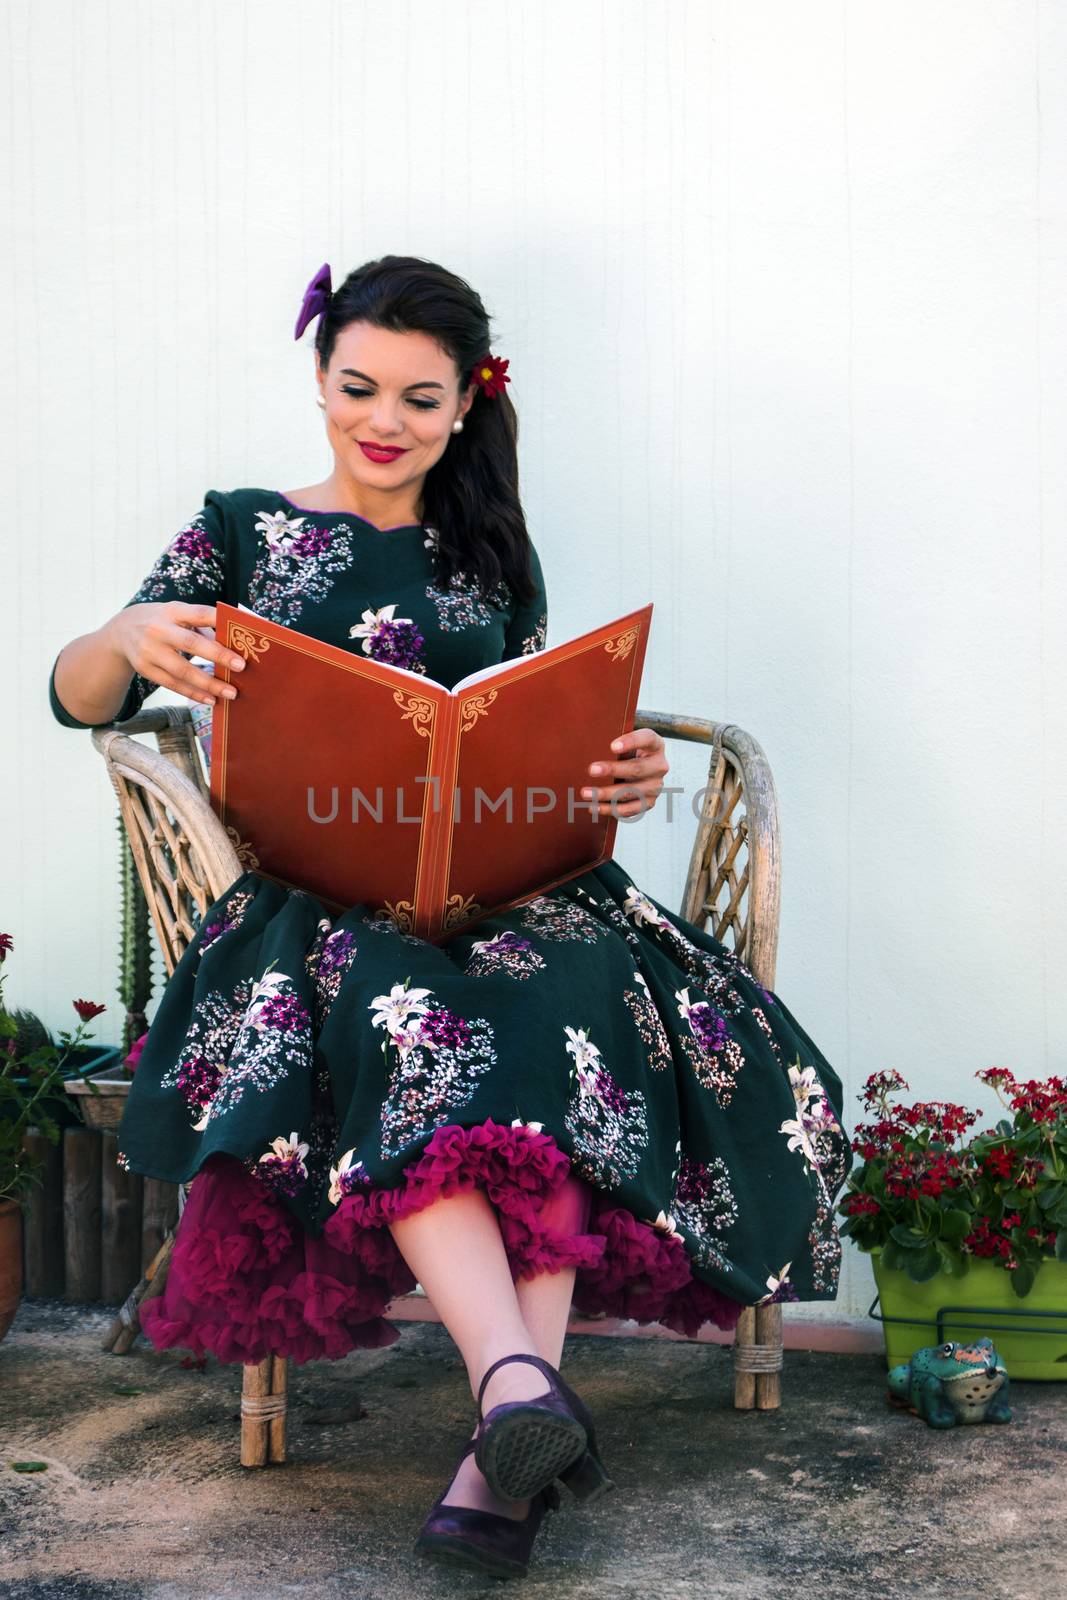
90,724,243,977
634,709,781,990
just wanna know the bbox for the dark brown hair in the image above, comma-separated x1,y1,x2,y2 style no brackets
314,254,536,602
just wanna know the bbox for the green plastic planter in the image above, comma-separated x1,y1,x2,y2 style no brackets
870,1246,1067,1380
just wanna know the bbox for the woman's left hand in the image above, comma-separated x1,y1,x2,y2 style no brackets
580,727,670,818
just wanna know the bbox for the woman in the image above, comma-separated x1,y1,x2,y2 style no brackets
49,254,852,1581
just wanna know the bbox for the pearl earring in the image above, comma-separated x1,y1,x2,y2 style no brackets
452,419,463,433
316,395,326,409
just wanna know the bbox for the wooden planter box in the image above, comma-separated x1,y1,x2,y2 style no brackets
63,1063,133,1131
870,1246,1067,1380
20,1121,178,1304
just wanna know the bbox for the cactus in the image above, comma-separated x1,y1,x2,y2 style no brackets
9,1007,54,1059
117,805,154,1054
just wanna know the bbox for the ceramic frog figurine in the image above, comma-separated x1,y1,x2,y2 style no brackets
886,1337,1012,1427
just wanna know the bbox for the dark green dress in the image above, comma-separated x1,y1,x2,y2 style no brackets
49,488,853,1364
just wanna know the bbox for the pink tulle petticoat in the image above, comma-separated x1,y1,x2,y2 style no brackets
139,1118,745,1365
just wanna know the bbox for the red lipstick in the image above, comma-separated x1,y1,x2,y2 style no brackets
359,442,408,463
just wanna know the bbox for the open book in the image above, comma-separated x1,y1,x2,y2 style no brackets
209,597,654,941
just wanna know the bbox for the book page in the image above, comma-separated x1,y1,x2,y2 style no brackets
450,612,622,692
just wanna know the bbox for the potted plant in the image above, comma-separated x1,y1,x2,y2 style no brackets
0,1007,122,1124
0,931,110,1342
837,1067,1067,1379
61,823,156,1131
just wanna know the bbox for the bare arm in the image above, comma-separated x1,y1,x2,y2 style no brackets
51,601,246,726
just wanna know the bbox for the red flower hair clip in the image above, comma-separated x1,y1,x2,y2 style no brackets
473,353,510,398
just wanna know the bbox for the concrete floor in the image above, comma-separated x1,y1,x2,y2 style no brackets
1,1298,1064,1600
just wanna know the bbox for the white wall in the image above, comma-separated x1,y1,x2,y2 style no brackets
4,0,1065,1320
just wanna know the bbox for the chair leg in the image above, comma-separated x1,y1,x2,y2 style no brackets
732,1303,783,1409
100,1230,175,1354
240,1353,288,1466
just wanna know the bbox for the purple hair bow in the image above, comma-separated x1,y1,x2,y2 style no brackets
294,261,332,340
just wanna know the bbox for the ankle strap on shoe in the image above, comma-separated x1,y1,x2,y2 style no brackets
477,1352,555,1417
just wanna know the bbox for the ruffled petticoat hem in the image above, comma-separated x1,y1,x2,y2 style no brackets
139,1118,746,1366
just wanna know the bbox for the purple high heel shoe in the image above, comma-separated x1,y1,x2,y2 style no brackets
414,1439,561,1580
475,1352,616,1504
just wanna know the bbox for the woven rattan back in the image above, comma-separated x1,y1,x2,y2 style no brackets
90,707,242,978
632,711,781,990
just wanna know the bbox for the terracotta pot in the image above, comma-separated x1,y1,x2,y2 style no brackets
0,1197,23,1343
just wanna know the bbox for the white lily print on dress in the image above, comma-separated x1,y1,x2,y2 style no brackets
245,970,294,1023
673,983,743,1105
348,603,427,673
758,1260,797,1305
621,885,666,927
647,1208,680,1237
248,508,355,625
371,975,498,1159
255,508,309,552
328,1147,370,1206
778,1057,848,1210
464,930,546,980
562,1023,649,1188
254,1131,310,1197
369,982,433,1038
190,959,312,1130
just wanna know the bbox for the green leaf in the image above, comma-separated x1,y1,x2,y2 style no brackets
1038,1184,1065,1213
890,1224,928,1251
1011,1262,1036,1298
10,1461,48,1473
904,1242,942,1283
1047,1200,1067,1230
1055,1232,1067,1263
938,1208,972,1243
880,1239,905,1273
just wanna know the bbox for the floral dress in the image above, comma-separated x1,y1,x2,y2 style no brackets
48,488,853,1364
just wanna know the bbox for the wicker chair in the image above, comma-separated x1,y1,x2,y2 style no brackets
90,703,784,1467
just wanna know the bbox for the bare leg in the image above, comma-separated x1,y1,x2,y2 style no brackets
390,1172,594,1521
515,1170,593,1368
389,1185,549,1519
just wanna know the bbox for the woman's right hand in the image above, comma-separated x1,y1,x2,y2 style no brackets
105,602,247,706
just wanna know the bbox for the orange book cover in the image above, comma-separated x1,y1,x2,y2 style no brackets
209,598,654,942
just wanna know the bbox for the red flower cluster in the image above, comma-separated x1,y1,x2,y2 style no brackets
982,1146,1014,1181
976,1064,1067,1124
894,1100,979,1140
842,1062,1067,1281
1007,1077,1067,1124
860,1068,909,1107
850,1101,977,1160
962,1213,1055,1266
883,1148,966,1200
